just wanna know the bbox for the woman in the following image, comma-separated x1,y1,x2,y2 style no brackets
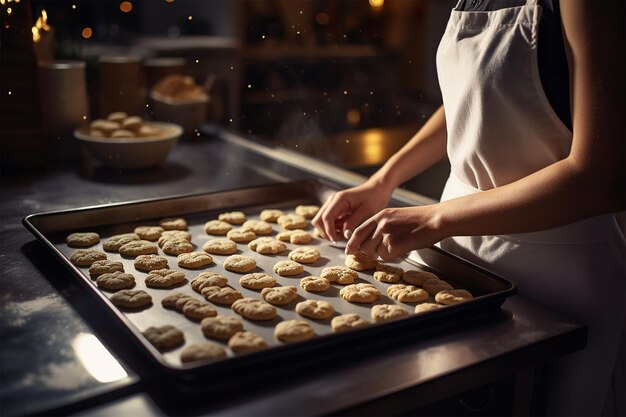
313,1,624,415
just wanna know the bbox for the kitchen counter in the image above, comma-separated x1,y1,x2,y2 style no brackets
0,128,585,416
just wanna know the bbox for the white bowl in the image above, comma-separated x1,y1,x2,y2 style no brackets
74,121,182,169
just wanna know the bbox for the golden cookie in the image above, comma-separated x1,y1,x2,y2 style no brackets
175,295,198,312
274,320,314,343
145,268,186,288
201,315,244,340
190,271,228,292
70,249,107,267
66,232,100,247
180,343,227,363
273,260,304,276
158,230,191,247
96,271,135,290
118,240,158,257
232,297,277,321
371,304,409,323
182,299,218,320
143,325,184,350
162,239,194,256
133,226,164,241
121,115,142,131
204,220,232,235
242,220,273,235
103,233,140,251
261,286,298,306
277,214,307,230
203,238,237,255
89,260,124,277
91,118,120,133
339,283,382,303
373,270,401,284
423,278,454,296
276,230,313,245
201,286,244,305
161,292,192,309
414,302,442,314
300,276,330,292
345,253,377,271
159,217,187,230
435,289,473,305
110,289,152,309
239,273,276,290
111,129,135,139
227,227,257,243
387,284,429,303
288,247,320,264
295,205,320,219
177,252,213,269
223,255,256,273
320,266,358,285
331,313,370,332
259,209,284,223
219,211,247,225
376,263,404,276
106,111,127,122
248,237,287,255
402,269,440,286
228,331,268,354
295,299,334,320
134,254,168,272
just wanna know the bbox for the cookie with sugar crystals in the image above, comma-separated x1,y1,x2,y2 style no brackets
66,232,100,248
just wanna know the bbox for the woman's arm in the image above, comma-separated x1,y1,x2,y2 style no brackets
346,0,625,259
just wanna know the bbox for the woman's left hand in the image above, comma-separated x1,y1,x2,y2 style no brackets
345,205,444,261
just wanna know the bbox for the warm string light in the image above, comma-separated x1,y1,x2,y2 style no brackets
32,9,50,43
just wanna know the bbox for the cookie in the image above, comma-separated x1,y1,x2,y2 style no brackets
259,209,284,223
201,315,244,340
288,247,321,264
203,238,237,255
218,211,247,225
161,292,192,309
158,230,191,247
111,129,135,138
92,118,120,132
239,273,276,290
320,266,358,285
223,255,256,273
134,254,168,272
175,295,199,312
133,226,164,241
387,284,429,303
201,286,244,305
242,220,273,235
376,263,404,276
103,233,140,252
66,232,100,247
70,249,107,267
373,270,401,284
228,331,268,354
204,220,232,235
261,286,298,306
182,299,218,320
121,115,142,131
422,278,454,296
331,313,370,332
162,238,194,256
273,260,304,276
89,259,124,277
232,297,277,321
145,268,186,288
300,276,330,292
248,237,287,255
274,320,314,343
190,271,228,292
227,227,257,243
339,283,382,303
177,252,213,269
371,304,409,323
435,289,473,305
143,325,184,350
277,214,307,230
402,269,439,286
106,111,127,122
345,253,377,271
110,289,152,309
118,240,158,257
159,217,187,230
180,343,227,363
96,271,135,290
276,230,313,245
295,299,335,320
414,302,443,314
295,205,320,219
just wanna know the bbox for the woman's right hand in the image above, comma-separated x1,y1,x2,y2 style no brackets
312,180,393,242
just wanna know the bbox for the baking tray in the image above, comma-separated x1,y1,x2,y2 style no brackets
23,179,516,376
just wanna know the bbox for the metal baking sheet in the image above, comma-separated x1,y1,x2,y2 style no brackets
23,179,515,373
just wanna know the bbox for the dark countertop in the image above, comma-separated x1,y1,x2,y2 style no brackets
0,130,585,416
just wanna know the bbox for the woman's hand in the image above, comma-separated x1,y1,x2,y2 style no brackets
345,205,443,261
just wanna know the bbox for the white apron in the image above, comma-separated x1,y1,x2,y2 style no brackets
432,0,626,415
